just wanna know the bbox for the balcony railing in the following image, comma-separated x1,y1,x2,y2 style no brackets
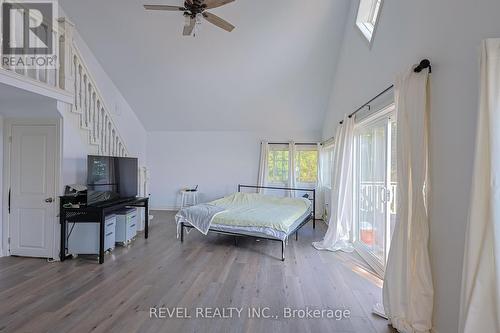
359,181,397,215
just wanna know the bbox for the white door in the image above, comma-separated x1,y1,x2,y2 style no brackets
9,124,57,258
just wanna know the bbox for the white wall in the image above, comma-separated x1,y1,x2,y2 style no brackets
58,102,88,186
323,1,500,332
147,130,321,209
0,116,3,256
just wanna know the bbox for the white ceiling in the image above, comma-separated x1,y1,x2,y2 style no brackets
60,0,349,131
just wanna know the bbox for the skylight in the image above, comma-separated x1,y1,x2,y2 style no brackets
356,0,383,45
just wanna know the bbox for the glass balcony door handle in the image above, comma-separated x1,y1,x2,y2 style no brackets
380,187,387,203
45,197,54,203
380,187,391,203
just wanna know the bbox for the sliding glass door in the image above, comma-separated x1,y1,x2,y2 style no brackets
353,106,396,275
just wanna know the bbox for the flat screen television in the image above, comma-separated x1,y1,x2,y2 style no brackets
87,155,138,206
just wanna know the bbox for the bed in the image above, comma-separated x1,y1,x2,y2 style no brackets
177,185,316,261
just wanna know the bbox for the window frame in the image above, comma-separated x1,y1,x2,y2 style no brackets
355,0,384,47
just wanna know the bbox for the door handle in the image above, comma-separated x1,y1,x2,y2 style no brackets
45,197,54,203
380,187,387,203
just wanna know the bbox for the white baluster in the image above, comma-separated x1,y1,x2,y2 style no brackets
88,85,93,140
94,97,98,145
95,98,100,147
111,132,115,156
84,80,88,128
91,92,96,143
84,76,89,128
87,82,92,131
73,56,78,110
78,65,83,127
110,127,114,156
101,115,106,155
104,117,108,155
78,65,82,110
100,109,105,154
112,130,116,156
91,88,96,142
56,32,62,88
114,131,118,156
108,122,112,155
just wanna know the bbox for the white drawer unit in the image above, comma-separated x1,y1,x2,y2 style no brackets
115,208,138,245
68,214,116,255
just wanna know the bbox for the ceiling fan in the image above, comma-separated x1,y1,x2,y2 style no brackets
144,0,236,36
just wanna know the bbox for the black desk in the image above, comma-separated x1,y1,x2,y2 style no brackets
59,197,149,264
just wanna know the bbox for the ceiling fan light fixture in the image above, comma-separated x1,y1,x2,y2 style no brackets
144,0,236,36
184,14,191,27
195,13,203,25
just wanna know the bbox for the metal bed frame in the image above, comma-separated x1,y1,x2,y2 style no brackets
179,185,316,261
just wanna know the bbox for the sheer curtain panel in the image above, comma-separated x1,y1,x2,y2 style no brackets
313,115,355,253
288,141,297,197
257,141,269,194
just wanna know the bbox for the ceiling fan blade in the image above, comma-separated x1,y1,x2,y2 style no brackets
203,12,235,32
203,0,235,9
144,4,185,11
183,18,196,36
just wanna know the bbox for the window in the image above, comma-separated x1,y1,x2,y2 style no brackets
356,0,383,44
268,148,289,184
266,144,319,186
353,104,396,276
295,149,318,184
321,144,335,189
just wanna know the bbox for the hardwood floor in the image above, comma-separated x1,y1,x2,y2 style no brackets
0,211,395,333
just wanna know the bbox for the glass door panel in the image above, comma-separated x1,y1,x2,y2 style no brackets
356,120,387,264
354,106,398,276
387,119,397,258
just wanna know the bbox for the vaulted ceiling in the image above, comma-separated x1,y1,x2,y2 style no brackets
60,0,349,131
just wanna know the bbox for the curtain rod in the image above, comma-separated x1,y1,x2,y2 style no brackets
339,59,432,125
267,142,319,146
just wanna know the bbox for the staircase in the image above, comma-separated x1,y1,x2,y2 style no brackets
70,45,128,157
0,18,128,157
1,16,150,228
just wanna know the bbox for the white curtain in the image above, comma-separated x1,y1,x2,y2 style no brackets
459,39,500,333
257,141,269,194
313,115,355,253
317,143,326,220
288,141,297,197
383,66,433,333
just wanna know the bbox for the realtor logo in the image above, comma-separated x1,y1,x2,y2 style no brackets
1,0,58,69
